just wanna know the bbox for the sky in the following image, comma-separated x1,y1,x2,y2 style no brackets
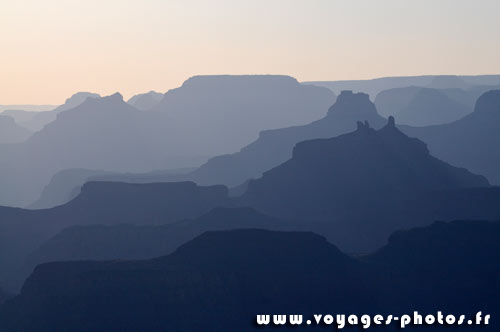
1,0,500,104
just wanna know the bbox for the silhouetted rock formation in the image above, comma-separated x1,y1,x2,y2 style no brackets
188,91,386,187
0,115,32,143
236,117,495,251
2,222,499,331
22,90,374,208
402,90,500,184
241,117,489,219
127,91,163,110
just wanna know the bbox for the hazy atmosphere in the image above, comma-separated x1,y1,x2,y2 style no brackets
2,0,500,104
1,1,500,331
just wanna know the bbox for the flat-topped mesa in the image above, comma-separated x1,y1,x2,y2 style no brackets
181,74,299,88
327,90,377,118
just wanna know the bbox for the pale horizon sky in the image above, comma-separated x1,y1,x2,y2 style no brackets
1,0,500,104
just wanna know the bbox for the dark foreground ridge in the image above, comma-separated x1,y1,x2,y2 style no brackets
0,181,232,290
1,222,499,331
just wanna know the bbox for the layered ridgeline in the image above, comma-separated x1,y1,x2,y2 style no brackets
0,182,231,290
3,119,499,290
0,75,334,207
0,230,372,332
241,117,488,218
239,117,496,250
2,222,500,331
126,91,163,111
12,207,293,291
402,90,500,184
27,88,500,210
26,90,373,209
1,110,40,124
10,92,100,132
375,83,500,126
375,87,471,126
0,92,98,132
0,93,173,207
0,116,32,143
3,120,500,290
305,74,500,99
150,75,335,155
29,167,199,209
175,90,386,188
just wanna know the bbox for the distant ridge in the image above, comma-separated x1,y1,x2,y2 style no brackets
127,91,163,110
0,76,335,207
7,92,101,132
401,89,500,184
151,74,336,155
0,115,32,143
0,105,55,112
304,74,500,98
375,87,473,125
